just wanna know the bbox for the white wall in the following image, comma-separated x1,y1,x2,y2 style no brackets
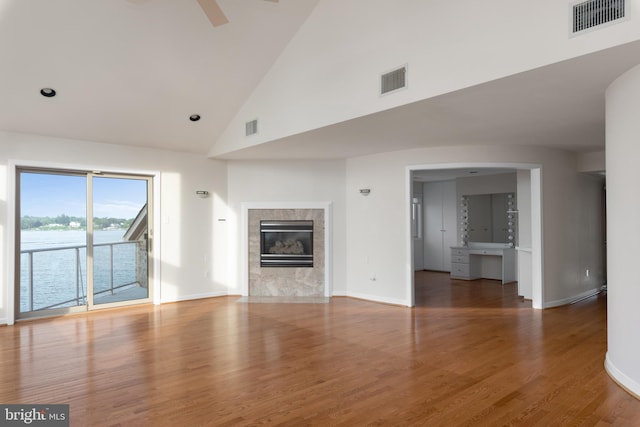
456,173,517,196
211,0,640,156
517,170,533,299
0,133,606,323
578,150,605,172
345,144,604,307
225,159,347,295
0,131,228,324
605,63,640,397
576,173,606,290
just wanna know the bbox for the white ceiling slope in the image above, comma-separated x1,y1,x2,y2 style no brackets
215,39,640,160
0,0,319,153
1,0,639,160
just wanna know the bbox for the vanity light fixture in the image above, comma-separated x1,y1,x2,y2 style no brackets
40,88,56,97
189,114,201,122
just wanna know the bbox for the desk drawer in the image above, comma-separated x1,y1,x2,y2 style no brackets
469,249,502,256
451,263,470,277
452,255,469,264
451,248,469,257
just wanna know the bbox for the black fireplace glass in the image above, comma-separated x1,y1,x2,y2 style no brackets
260,220,313,267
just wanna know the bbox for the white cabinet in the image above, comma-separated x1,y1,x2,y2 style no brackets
423,181,457,271
450,247,478,279
450,244,516,284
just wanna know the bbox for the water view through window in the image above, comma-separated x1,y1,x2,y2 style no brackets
18,170,151,317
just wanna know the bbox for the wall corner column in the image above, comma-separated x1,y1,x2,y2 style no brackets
604,63,640,399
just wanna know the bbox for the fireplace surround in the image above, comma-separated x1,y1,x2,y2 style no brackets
243,203,331,298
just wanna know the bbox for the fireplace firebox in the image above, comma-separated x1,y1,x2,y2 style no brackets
260,220,313,267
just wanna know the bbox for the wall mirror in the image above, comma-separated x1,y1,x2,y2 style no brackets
460,193,516,245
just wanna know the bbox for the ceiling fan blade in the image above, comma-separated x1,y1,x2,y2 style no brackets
197,0,229,27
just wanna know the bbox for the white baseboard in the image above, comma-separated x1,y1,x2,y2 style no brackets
543,287,602,308
0,291,406,325
605,353,640,399
334,291,409,307
160,290,230,304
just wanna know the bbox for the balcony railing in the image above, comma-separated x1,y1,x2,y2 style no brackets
21,241,141,312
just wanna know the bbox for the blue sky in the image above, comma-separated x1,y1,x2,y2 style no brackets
20,173,147,219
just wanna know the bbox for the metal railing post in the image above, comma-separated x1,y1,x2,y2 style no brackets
28,252,34,312
109,244,114,295
75,247,80,305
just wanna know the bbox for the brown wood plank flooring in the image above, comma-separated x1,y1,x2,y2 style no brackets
1,271,639,426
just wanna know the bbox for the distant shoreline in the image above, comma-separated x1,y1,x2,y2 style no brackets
22,227,125,232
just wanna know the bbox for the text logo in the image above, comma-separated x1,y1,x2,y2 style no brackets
0,405,69,426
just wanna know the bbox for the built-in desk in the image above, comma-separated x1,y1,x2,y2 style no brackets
450,244,516,284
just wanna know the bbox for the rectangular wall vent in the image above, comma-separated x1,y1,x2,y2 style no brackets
572,0,626,34
245,119,258,136
381,66,407,95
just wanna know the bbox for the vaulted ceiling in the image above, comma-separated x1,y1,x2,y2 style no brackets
0,0,319,153
0,0,638,160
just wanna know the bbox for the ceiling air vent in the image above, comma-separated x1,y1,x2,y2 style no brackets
381,66,407,95
572,0,626,34
245,119,258,136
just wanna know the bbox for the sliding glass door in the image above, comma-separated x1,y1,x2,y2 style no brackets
17,171,88,316
89,175,151,307
16,169,153,319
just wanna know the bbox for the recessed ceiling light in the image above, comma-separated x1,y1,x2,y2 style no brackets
189,114,201,122
40,88,56,97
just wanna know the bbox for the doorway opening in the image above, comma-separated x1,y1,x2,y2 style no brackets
406,163,543,309
15,168,153,320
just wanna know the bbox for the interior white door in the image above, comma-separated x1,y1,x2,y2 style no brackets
423,182,444,270
422,181,458,271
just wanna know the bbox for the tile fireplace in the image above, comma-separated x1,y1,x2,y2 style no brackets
246,205,329,297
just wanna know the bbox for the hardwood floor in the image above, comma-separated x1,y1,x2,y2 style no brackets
1,271,639,426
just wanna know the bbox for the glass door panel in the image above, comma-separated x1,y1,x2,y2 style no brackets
16,169,153,320
90,175,151,307
17,171,88,318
